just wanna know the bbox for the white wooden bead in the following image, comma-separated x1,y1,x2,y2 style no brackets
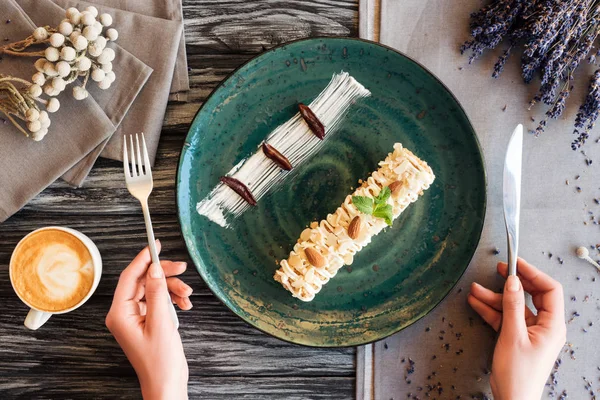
51,77,66,92
81,11,95,26
77,56,92,71
34,58,47,73
33,27,48,41
101,62,113,73
43,63,58,77
103,47,115,61
38,111,49,123
27,120,42,133
60,46,76,61
46,98,60,113
99,14,113,27
32,72,46,86
45,47,59,62
49,33,65,48
98,78,112,90
66,7,79,18
26,108,40,122
72,86,89,100
106,28,118,41
73,35,88,51
28,84,43,98
83,26,99,41
91,68,106,82
95,36,107,50
58,21,73,36
88,43,102,57
56,61,71,77
32,128,47,141
69,12,82,25
85,6,98,17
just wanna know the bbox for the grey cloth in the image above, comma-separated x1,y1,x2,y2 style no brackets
16,0,153,186
52,0,183,168
358,0,600,399
0,0,116,221
67,0,189,96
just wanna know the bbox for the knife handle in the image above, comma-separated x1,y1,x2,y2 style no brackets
506,228,518,276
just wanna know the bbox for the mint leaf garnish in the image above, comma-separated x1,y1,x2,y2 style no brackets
374,186,391,205
373,204,393,226
352,185,394,226
351,196,374,214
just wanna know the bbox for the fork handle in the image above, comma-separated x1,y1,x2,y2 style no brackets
141,201,180,330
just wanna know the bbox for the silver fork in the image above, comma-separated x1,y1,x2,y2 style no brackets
123,133,179,329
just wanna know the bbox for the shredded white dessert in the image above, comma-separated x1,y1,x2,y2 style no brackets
274,143,435,302
197,71,371,227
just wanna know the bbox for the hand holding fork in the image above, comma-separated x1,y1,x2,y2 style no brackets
123,133,180,329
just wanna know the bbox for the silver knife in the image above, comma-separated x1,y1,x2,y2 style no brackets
503,124,523,276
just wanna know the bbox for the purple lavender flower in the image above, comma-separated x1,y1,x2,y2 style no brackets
463,0,600,147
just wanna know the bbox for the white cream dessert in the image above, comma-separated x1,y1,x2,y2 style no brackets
196,72,371,227
274,143,435,302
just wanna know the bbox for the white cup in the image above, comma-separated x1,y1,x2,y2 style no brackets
9,226,103,330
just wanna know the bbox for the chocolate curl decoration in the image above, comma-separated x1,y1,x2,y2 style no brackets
219,176,257,206
262,142,293,170
298,103,325,139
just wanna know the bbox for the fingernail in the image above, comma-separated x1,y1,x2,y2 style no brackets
506,275,520,292
155,239,161,245
185,285,193,296
149,262,164,279
179,262,188,268
185,298,193,309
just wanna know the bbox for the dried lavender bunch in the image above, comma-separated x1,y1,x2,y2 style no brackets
574,69,600,148
462,0,600,149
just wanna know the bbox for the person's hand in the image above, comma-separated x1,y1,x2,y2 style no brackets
468,258,566,400
106,241,192,400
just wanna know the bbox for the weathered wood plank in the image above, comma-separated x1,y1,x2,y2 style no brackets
1,376,354,399
183,0,358,54
0,296,354,378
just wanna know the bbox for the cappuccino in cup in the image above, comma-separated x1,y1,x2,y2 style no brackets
10,227,102,329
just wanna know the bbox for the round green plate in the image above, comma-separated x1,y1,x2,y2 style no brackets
177,38,486,347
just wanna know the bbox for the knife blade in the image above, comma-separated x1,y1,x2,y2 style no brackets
503,124,523,276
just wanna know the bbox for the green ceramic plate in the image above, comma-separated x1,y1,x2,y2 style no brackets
177,38,486,347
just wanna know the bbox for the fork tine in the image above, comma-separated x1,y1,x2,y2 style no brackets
141,133,151,175
123,135,131,178
129,134,137,176
135,133,144,175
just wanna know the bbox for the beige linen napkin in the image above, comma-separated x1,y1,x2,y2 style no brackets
358,1,600,399
16,0,153,186
51,0,182,168
0,0,115,221
79,0,189,97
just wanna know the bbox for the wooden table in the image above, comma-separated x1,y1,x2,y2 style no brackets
0,1,358,398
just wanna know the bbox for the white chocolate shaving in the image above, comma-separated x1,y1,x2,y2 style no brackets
274,143,435,302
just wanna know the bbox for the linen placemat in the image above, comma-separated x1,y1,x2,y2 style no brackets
70,0,189,97
0,0,115,221
52,0,182,167
358,0,600,398
16,0,153,186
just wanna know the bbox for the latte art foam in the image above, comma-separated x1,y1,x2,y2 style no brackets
11,229,94,312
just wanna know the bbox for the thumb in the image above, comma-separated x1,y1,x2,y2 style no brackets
144,262,173,333
500,275,527,341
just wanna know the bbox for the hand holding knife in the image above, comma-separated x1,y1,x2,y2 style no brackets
503,124,523,276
